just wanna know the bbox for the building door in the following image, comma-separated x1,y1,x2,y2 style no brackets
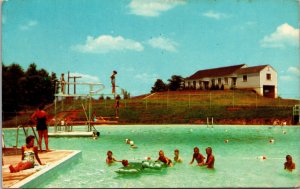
204,81,209,90
231,77,237,89
263,85,275,98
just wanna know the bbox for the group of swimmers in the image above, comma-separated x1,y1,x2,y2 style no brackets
106,146,215,169
106,139,296,172
7,135,296,174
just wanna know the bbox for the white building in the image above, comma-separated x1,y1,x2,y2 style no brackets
184,64,277,98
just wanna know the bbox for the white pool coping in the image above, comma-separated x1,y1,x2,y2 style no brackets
9,150,82,188
48,131,93,137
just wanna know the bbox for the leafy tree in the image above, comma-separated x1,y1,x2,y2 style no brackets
151,79,167,93
2,63,25,112
167,75,183,91
2,62,57,118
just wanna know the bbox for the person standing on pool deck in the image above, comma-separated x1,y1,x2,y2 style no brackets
284,155,295,171
110,70,117,94
157,150,173,167
204,147,215,169
190,147,205,166
31,105,51,152
9,135,45,173
115,95,120,118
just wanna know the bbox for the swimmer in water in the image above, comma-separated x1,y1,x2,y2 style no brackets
204,147,215,169
174,149,182,163
157,150,173,167
190,147,205,166
106,151,121,164
284,155,295,172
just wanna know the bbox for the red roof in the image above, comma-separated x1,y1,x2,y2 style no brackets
236,65,268,74
186,64,246,80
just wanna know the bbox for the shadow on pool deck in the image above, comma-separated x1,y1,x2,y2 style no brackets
2,149,79,188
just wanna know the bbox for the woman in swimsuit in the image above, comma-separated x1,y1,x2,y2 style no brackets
9,135,44,173
31,104,50,152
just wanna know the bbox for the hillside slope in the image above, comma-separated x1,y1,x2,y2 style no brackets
3,90,299,127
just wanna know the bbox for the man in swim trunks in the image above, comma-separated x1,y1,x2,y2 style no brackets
157,150,173,167
190,147,205,166
31,105,50,152
9,135,44,173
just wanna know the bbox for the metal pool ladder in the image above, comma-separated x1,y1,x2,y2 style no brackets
14,124,38,149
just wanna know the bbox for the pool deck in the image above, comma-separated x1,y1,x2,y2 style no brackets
2,149,80,188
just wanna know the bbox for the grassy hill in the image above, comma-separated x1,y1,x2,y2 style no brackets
3,90,299,128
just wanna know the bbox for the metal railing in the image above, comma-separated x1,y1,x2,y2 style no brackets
14,124,38,149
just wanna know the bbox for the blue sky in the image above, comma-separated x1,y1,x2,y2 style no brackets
2,0,299,98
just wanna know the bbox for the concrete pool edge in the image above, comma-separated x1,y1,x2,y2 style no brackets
9,150,82,188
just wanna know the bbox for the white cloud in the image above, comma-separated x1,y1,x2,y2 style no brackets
134,73,159,83
129,0,186,17
280,75,293,81
19,20,38,30
260,23,299,48
287,66,300,76
69,72,100,83
148,36,178,52
202,10,228,20
72,35,144,53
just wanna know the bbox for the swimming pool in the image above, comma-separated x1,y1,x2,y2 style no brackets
3,125,300,188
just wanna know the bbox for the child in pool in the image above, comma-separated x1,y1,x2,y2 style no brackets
190,147,205,166
157,150,173,167
204,147,215,169
174,149,182,163
284,155,295,171
106,151,121,164
9,135,44,173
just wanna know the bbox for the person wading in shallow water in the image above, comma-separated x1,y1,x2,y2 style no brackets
190,147,205,166
31,105,51,152
204,147,215,169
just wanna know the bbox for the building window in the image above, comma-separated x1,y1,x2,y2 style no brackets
266,73,271,80
224,77,228,84
211,79,215,85
243,75,247,82
218,78,221,85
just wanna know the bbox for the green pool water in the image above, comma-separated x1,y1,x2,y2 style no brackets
3,125,300,188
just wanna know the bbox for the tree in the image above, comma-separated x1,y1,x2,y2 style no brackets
121,89,131,99
3,62,57,114
151,79,167,93
167,75,183,91
2,63,25,113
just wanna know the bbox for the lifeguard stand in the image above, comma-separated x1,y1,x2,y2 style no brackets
50,79,107,137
